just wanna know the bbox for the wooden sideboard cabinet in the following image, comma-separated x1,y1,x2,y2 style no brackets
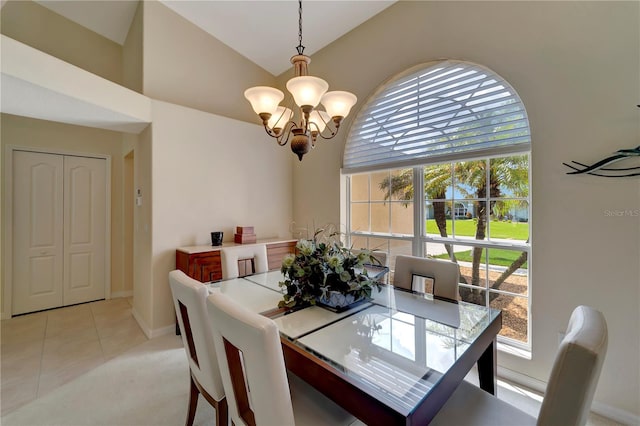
176,250,222,282
176,239,296,283
266,241,297,270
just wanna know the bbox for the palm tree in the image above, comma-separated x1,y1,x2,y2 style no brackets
379,155,529,304
379,166,458,260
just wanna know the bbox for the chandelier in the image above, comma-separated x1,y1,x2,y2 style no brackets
244,0,357,161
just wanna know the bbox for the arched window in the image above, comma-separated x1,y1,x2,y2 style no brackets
344,60,530,173
343,60,531,348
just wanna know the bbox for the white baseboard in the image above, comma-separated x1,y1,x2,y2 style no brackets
131,307,176,339
591,401,640,426
131,308,152,339
149,324,176,339
498,365,546,394
111,290,133,299
498,366,639,425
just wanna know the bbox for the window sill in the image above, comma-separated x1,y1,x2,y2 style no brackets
498,341,532,360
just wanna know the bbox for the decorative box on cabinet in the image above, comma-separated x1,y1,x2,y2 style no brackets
266,241,297,270
176,250,222,283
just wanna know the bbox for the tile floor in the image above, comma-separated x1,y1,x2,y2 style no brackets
1,299,623,425
1,297,147,416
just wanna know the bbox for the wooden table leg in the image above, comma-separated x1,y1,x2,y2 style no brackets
477,338,497,395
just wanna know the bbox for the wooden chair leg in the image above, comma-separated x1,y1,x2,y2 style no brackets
186,375,200,426
215,397,228,426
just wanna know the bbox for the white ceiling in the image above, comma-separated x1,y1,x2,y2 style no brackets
33,0,140,45
33,0,396,76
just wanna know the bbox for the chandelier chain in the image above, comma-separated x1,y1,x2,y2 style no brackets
296,0,305,55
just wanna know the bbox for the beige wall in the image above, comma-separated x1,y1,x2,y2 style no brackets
142,1,276,124
122,1,143,93
285,1,640,419
144,100,292,333
132,125,153,331
0,114,127,309
0,0,122,85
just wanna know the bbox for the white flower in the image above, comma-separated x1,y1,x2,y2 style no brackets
357,250,370,264
282,254,295,269
327,254,342,269
297,239,314,256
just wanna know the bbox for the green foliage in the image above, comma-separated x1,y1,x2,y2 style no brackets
425,219,528,240
435,248,528,269
278,229,382,309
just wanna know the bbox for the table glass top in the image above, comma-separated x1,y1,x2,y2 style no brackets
207,271,500,416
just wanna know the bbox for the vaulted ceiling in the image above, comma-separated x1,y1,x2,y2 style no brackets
33,0,396,76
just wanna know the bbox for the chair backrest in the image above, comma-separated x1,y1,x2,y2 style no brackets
168,270,225,401
220,244,269,279
206,291,295,426
393,255,460,301
537,305,608,426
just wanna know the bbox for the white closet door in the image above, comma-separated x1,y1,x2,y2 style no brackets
63,156,106,306
12,151,64,315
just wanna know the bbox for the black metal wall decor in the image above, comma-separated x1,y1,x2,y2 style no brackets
563,106,640,177
563,146,640,177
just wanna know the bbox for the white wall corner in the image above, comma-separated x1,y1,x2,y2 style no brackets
148,324,176,339
132,307,175,339
131,307,153,339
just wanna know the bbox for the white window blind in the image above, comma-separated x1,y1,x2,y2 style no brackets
343,60,531,174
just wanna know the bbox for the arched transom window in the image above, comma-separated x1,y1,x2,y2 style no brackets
343,60,530,174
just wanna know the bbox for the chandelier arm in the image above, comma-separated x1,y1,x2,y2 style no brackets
275,121,299,146
277,129,297,147
315,121,342,141
316,129,338,141
263,125,281,138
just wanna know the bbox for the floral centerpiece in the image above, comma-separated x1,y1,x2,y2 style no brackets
278,229,384,310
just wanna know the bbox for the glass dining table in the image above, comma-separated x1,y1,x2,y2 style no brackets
207,270,502,425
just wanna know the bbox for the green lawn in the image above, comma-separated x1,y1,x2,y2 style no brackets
426,219,528,240
435,248,528,269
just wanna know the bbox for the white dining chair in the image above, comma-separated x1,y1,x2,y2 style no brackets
206,291,356,426
393,255,460,301
169,270,227,426
220,244,269,279
430,305,608,426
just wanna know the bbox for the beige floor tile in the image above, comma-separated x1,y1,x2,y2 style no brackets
38,338,105,397
1,298,148,409
1,337,43,361
99,325,148,360
89,298,131,316
92,306,135,330
1,312,47,346
0,374,39,416
46,324,101,347
37,355,105,397
95,314,141,340
40,335,103,372
45,306,96,340
1,348,41,389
